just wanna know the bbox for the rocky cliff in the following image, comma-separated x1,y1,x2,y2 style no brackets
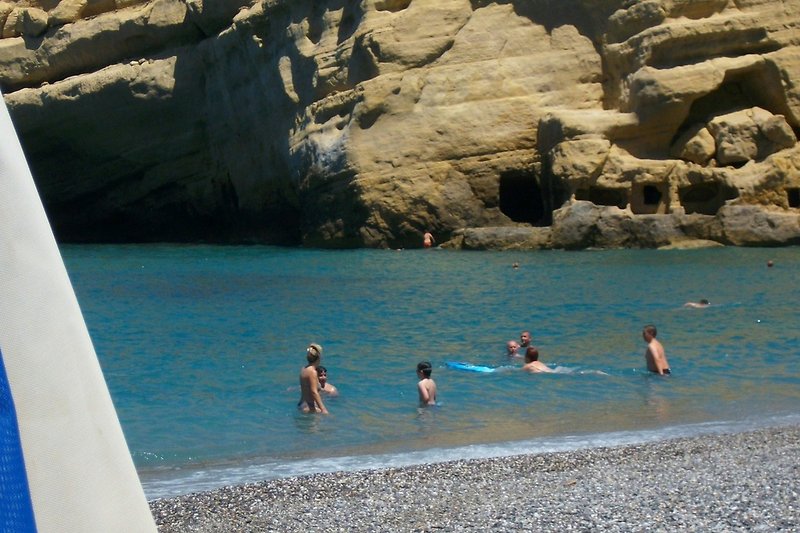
2,0,800,248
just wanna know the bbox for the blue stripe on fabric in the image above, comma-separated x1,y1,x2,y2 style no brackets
0,347,37,533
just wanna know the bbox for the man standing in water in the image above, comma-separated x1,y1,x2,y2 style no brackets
643,325,670,375
519,331,532,352
299,343,329,413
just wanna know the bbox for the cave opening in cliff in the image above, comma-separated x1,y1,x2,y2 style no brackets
643,185,661,205
673,68,796,148
499,171,544,225
788,188,800,208
630,183,667,214
575,187,627,209
678,182,737,215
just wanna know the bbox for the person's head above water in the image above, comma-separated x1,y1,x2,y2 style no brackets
520,331,532,347
417,361,432,378
524,346,539,363
306,343,322,364
506,340,520,355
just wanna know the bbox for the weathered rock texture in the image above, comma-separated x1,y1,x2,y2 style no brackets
2,0,800,248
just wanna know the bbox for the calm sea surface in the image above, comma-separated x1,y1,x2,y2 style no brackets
60,245,800,499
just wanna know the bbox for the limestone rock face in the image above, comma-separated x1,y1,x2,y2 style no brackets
670,125,715,166
708,107,797,165
454,226,551,251
2,0,800,248
718,205,800,246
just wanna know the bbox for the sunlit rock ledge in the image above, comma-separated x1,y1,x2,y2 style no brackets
2,0,800,249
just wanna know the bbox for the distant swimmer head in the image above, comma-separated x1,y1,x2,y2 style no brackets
524,346,539,362
520,331,532,346
417,361,432,378
699,299,710,305
307,343,323,363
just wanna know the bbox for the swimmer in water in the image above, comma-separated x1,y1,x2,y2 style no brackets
643,324,670,375
684,298,710,308
317,366,338,396
521,346,553,373
519,331,532,351
506,340,522,358
416,361,437,406
298,343,328,414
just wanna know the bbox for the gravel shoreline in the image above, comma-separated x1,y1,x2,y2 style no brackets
150,425,799,532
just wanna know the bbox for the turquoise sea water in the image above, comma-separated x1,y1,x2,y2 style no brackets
61,245,800,499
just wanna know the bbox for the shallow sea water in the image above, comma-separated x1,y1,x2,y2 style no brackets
61,244,800,499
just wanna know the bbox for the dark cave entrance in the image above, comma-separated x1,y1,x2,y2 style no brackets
678,182,738,215
575,186,628,209
630,183,667,214
787,188,800,208
499,171,545,225
643,185,661,205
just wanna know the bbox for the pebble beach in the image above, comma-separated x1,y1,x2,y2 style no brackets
150,425,799,532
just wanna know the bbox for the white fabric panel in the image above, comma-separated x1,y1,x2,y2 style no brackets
0,93,156,531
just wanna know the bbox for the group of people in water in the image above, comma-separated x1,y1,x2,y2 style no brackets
297,343,336,414
296,343,439,412
503,326,670,375
504,330,554,373
297,323,671,413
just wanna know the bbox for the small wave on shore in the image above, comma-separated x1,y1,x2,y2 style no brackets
142,412,800,500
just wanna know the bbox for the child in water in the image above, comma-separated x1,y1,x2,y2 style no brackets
317,366,338,396
416,361,437,406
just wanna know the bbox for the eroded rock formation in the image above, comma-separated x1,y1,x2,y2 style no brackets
2,0,800,248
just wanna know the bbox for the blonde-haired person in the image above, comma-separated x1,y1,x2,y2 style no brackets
298,343,328,414
506,340,522,358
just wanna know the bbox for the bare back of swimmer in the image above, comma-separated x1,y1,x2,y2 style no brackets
298,343,328,414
